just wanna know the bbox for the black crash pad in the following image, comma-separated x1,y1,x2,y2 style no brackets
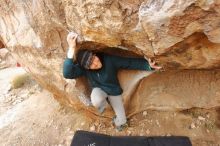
71,130,192,146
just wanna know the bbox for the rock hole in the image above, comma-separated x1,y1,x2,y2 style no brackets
79,41,144,58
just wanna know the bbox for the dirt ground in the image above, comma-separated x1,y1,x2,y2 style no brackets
0,67,220,146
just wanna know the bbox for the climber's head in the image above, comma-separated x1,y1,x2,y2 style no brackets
77,50,102,70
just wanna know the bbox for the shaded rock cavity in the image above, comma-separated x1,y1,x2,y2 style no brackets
0,39,5,49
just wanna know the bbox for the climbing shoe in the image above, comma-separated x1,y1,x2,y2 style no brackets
112,116,128,131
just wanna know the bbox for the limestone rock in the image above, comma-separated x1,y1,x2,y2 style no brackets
128,70,220,114
190,123,196,129
90,125,96,131
0,48,16,69
0,0,220,118
143,111,148,116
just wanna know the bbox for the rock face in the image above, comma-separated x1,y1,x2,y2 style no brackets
0,48,16,69
0,0,220,117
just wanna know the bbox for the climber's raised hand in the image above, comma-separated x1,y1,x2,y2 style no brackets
66,32,79,59
146,58,162,70
67,32,78,50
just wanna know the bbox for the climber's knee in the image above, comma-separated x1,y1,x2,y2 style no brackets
91,88,107,108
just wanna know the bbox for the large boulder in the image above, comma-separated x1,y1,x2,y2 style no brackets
0,0,220,117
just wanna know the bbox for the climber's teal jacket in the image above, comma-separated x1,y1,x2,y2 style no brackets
63,53,153,96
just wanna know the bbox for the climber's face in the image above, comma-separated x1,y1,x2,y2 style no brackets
89,55,102,70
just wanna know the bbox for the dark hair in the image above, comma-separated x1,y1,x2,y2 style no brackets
76,49,93,69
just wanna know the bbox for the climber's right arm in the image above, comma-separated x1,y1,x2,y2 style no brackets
63,56,85,79
63,32,85,79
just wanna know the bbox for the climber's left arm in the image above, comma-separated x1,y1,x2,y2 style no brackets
145,58,162,70
110,55,161,71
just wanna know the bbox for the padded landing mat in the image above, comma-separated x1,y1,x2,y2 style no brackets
71,130,192,146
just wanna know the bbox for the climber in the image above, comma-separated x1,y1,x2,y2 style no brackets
63,32,162,131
